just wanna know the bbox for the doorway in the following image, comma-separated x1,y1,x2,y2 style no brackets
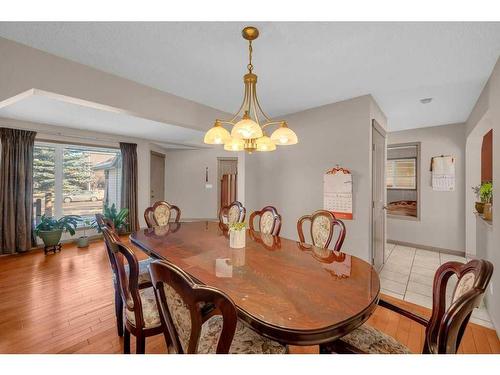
372,120,386,271
150,151,165,205
217,158,238,211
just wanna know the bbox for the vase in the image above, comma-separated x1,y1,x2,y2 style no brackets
483,203,493,221
38,229,63,247
229,229,246,249
77,236,89,248
475,202,485,214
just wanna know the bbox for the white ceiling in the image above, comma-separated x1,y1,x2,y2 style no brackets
1,22,500,131
0,90,205,148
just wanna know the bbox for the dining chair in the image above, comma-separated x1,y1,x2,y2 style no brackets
144,201,181,228
96,213,153,337
249,206,282,236
101,227,169,354
218,201,246,230
149,259,287,354
297,210,346,250
321,259,494,354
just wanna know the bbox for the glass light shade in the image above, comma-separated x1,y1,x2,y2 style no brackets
256,136,276,152
231,118,263,140
270,124,298,145
224,137,245,151
204,123,231,144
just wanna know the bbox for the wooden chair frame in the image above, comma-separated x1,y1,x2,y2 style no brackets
249,206,282,236
297,210,346,250
149,260,238,354
218,201,246,231
102,227,168,354
323,259,493,354
144,201,181,228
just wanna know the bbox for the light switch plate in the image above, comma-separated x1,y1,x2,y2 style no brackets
205,183,213,189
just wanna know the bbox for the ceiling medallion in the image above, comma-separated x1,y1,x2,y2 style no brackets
204,26,298,153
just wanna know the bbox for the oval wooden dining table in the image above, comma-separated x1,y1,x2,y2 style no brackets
130,221,380,346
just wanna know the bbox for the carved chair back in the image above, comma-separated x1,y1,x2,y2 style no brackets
423,259,493,354
249,206,282,236
297,210,346,250
144,201,181,228
102,227,146,330
218,201,246,230
96,213,120,276
149,260,238,354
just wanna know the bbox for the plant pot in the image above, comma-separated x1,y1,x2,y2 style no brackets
475,202,485,214
77,236,89,248
38,229,63,247
229,229,246,249
483,203,493,221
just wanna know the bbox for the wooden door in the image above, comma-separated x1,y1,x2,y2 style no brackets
217,158,238,210
372,120,386,271
150,152,165,205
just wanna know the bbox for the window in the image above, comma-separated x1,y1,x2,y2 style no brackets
386,158,417,189
33,142,121,222
386,144,419,219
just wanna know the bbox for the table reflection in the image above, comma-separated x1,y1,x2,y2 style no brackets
248,229,281,250
297,242,351,278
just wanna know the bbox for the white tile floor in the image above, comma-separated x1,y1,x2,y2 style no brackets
381,243,494,329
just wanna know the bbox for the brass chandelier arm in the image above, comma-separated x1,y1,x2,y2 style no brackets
228,80,250,123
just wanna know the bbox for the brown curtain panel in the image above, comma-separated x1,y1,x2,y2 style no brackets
120,142,139,232
0,127,37,254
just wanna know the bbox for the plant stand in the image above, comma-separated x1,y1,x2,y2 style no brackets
44,243,62,255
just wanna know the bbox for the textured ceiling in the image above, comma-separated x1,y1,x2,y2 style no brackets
0,22,499,130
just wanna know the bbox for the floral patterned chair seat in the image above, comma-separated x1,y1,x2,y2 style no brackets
336,325,411,354
125,287,162,329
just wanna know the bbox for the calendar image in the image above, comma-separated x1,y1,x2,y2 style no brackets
324,167,353,220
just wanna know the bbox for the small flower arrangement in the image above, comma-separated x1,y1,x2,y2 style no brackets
229,222,246,231
228,222,246,248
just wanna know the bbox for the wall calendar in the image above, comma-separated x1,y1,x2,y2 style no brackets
323,166,353,220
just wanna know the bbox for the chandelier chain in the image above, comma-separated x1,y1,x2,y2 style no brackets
247,40,253,73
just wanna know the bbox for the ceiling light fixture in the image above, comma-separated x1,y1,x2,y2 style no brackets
204,26,298,153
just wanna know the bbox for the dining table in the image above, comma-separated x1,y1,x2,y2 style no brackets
130,221,380,346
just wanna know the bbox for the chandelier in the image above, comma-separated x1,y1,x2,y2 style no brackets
204,26,298,153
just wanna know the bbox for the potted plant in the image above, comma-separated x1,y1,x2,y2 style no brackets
229,222,246,249
93,203,129,233
472,184,484,213
480,182,493,221
77,218,92,248
35,214,80,248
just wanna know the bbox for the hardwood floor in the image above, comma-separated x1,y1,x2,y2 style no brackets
0,238,498,354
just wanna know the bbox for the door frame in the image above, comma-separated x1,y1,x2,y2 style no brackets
150,151,166,205
371,119,387,269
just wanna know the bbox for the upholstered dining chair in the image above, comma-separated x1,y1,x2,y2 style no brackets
321,259,493,354
101,227,169,354
144,201,181,228
249,206,282,236
218,201,246,230
96,213,153,337
297,210,346,250
149,260,287,354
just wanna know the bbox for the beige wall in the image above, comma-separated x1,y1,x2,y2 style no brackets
0,37,230,132
465,56,500,334
245,95,385,262
387,123,466,252
164,148,245,219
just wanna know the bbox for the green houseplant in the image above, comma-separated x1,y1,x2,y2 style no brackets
92,203,129,233
480,182,493,221
77,218,92,248
35,215,81,247
472,184,484,213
